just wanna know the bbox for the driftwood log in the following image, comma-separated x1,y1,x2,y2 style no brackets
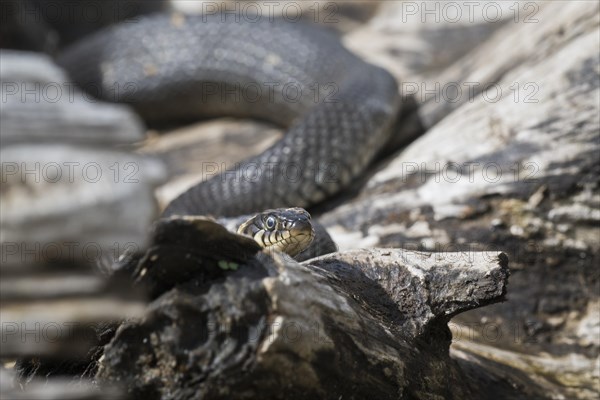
0,50,165,399
318,2,599,399
146,2,598,398
90,217,511,399
1,1,598,399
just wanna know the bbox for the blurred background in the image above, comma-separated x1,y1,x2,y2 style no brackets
1,1,598,399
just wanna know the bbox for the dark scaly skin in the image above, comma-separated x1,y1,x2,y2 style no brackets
236,208,314,257
58,12,400,218
218,208,336,260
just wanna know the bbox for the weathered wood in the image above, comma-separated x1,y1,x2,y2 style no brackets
0,51,160,399
2,2,597,399
1,366,125,400
95,247,511,399
319,2,600,398
402,2,598,133
141,119,282,209
1,297,145,358
0,51,146,145
1,144,166,270
345,0,515,82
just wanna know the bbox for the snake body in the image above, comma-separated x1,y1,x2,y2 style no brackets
58,12,400,219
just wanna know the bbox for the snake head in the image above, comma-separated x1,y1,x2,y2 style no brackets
236,208,315,257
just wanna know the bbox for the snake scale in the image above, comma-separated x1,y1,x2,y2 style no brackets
58,12,400,222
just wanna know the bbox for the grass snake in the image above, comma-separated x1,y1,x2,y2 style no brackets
58,12,400,256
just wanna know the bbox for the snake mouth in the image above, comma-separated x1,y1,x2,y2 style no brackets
288,218,313,239
279,214,314,256
267,218,314,257
270,229,314,257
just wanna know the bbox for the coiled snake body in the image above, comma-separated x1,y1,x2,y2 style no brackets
58,12,400,225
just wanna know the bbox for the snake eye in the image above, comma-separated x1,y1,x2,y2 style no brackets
265,215,276,230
